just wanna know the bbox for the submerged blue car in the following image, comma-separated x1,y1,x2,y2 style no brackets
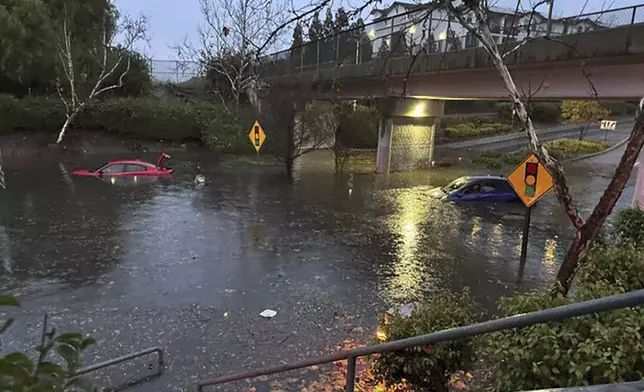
429,176,520,203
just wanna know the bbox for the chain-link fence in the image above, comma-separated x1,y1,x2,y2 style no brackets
150,60,201,83
258,3,644,77
150,4,643,82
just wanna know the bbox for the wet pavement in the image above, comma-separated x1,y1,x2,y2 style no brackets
0,148,637,391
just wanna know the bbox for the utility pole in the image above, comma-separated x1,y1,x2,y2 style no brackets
546,0,555,36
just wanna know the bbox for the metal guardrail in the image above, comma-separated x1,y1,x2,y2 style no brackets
76,346,165,386
197,289,644,391
258,3,644,77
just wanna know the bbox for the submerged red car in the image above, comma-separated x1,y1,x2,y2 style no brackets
71,153,173,177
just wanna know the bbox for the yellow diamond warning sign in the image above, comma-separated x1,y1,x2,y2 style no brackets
248,121,266,153
506,153,554,208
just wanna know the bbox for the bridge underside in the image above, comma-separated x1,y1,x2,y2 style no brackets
301,59,644,101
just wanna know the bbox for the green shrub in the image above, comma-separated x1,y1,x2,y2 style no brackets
0,95,258,152
543,139,609,159
529,102,561,123
444,121,512,141
495,102,513,123
613,207,644,247
0,94,65,133
600,101,639,116
485,220,644,391
473,139,609,169
472,151,524,169
496,102,562,124
1,294,96,391
484,284,644,392
336,104,379,149
372,289,478,391
80,98,212,141
579,245,644,292
199,104,256,153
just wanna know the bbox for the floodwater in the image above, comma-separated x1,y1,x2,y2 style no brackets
0,149,637,391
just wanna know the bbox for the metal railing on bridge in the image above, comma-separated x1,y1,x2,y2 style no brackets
258,3,644,78
197,289,644,391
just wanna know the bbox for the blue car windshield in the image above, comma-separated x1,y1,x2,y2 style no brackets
442,178,468,193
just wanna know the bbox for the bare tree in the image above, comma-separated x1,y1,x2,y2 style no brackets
55,8,148,144
176,0,287,106
438,0,644,296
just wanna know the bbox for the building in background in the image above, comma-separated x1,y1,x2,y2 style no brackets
366,1,606,58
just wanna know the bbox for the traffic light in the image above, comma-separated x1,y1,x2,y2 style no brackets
254,125,260,147
524,162,538,197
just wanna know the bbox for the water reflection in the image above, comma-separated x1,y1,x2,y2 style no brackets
385,188,429,302
542,238,558,267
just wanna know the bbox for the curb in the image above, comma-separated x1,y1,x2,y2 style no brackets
565,137,630,162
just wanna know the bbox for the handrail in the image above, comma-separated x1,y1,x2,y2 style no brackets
197,289,644,391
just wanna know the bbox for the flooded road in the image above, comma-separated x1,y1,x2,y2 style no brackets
0,150,637,391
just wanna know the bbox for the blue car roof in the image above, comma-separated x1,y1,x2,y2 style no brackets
460,175,507,181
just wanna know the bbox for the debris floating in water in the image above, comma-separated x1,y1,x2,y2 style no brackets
259,309,277,318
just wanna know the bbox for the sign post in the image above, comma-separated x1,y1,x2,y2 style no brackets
248,120,267,155
600,120,617,142
507,154,555,266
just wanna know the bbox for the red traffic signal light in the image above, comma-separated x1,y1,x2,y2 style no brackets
524,162,538,197
526,162,538,175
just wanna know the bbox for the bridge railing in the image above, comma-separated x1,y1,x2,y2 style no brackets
197,289,644,391
258,3,644,78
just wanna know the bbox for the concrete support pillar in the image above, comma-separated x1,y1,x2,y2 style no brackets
375,98,445,174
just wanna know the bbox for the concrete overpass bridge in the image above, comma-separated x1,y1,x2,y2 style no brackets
258,4,644,173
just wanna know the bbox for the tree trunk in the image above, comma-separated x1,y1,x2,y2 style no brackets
285,157,294,179
57,111,78,144
553,112,644,296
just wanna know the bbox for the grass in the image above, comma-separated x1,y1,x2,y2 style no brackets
473,139,612,169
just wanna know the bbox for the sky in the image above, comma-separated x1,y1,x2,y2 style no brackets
113,0,644,59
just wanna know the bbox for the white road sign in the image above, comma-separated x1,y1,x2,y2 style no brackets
600,120,617,130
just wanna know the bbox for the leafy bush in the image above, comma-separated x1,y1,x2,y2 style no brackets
542,139,609,159
0,94,65,133
485,218,644,392
472,151,523,169
473,139,610,169
600,101,639,116
0,95,258,152
484,283,644,392
613,207,644,247
79,98,203,140
444,122,512,141
372,289,478,391
579,245,644,292
529,102,561,123
495,102,514,123
496,102,562,124
1,294,96,391
336,104,379,149
198,104,256,153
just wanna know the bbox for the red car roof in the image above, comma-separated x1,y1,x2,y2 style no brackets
107,159,156,167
